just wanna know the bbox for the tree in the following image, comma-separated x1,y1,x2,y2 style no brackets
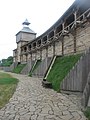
0,56,13,67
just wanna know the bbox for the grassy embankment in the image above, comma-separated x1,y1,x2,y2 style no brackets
12,64,26,74
29,60,41,76
47,54,81,91
0,72,18,109
84,107,90,120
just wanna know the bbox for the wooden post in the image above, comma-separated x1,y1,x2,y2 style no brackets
26,54,28,62
31,53,32,61
41,38,43,46
74,11,77,28
62,22,65,55
73,31,76,53
47,34,49,42
53,42,55,56
40,49,42,60
61,36,64,56
73,11,77,53
46,46,48,58
35,52,37,60
62,22,65,33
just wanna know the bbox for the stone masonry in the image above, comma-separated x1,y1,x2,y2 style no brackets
0,71,87,120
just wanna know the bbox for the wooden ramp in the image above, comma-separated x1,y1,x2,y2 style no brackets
32,57,53,78
20,60,35,75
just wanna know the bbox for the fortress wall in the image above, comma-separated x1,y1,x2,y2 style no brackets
64,34,74,55
27,54,31,60
76,22,90,53
54,22,90,56
21,22,90,62
22,55,27,62
17,42,21,62
32,52,36,61
20,56,23,62
55,41,62,56
42,48,46,60
36,50,41,60
48,45,53,57
22,33,36,41
21,41,28,46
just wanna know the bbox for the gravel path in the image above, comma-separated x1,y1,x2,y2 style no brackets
0,72,87,120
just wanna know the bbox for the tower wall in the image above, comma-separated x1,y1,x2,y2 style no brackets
21,32,36,42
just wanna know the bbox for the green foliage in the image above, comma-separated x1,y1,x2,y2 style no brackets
47,54,81,91
29,72,32,77
0,72,18,84
0,56,13,67
0,72,18,109
13,64,26,74
29,60,41,76
0,72,12,78
0,78,18,84
84,107,90,120
0,73,18,85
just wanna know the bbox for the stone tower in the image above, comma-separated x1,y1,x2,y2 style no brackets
15,19,36,62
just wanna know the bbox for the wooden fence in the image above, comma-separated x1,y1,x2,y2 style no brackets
81,72,90,107
60,48,90,92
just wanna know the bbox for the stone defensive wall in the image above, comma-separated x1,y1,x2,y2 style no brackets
16,0,90,63
11,0,90,108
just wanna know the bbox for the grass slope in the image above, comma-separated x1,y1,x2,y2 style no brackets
29,60,41,76
0,72,18,109
84,107,90,120
47,54,81,91
13,64,26,74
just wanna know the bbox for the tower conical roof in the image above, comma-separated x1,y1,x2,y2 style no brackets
16,19,36,35
21,27,35,34
22,19,30,25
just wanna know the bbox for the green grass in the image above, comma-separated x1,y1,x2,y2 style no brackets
84,107,90,120
29,60,41,77
0,72,18,109
47,54,81,91
12,64,26,74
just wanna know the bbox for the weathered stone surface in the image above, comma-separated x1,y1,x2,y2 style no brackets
0,72,87,120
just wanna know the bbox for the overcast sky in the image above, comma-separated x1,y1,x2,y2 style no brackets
0,0,75,60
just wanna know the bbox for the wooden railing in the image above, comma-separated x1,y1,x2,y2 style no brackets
21,8,90,55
